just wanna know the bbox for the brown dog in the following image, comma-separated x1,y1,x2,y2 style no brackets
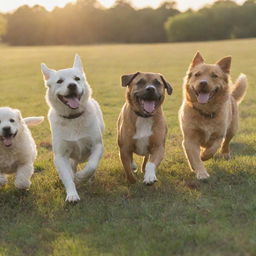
179,52,247,179
118,72,172,184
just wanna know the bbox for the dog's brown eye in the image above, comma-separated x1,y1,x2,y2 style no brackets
153,79,161,86
211,73,218,78
137,79,146,86
10,119,15,123
74,77,80,81
195,72,201,77
57,79,64,84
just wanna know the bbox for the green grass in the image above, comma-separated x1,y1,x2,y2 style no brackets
0,39,256,256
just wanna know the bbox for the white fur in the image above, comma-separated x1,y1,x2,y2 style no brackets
24,117,44,127
41,55,104,202
0,107,43,189
133,117,153,156
143,162,157,184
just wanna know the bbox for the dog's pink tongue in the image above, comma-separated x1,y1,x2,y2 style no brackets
64,97,80,109
143,100,155,113
197,93,210,104
3,137,12,147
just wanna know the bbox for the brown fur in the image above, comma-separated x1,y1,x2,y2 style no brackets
179,52,247,179
118,72,172,184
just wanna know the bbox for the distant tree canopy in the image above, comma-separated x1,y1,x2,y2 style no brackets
2,0,179,45
0,14,6,39
1,0,256,45
165,0,256,42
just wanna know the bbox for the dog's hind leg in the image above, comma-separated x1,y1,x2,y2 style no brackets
0,174,7,187
131,160,138,173
75,143,103,183
70,159,78,173
220,132,234,160
15,164,34,189
201,137,224,161
54,155,80,202
141,155,149,173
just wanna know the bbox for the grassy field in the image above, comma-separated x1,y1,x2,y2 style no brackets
0,39,256,256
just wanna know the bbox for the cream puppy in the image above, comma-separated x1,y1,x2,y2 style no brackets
41,55,104,202
0,107,43,189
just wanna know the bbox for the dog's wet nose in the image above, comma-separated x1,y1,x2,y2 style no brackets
68,83,77,90
3,126,11,134
146,86,156,93
199,80,208,87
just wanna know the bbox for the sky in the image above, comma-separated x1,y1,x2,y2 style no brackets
0,0,246,13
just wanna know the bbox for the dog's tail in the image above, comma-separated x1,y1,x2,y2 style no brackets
231,73,247,104
24,116,44,127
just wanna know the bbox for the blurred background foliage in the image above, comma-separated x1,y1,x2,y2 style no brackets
0,0,256,45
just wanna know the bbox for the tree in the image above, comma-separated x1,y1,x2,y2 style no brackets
0,14,6,40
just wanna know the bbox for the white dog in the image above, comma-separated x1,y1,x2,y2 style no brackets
41,55,104,202
0,107,44,189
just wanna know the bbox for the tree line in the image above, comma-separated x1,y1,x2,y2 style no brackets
0,0,255,45
165,0,256,42
1,0,179,45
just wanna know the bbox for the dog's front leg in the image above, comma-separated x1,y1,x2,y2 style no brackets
54,154,80,202
75,143,103,183
201,137,224,161
15,163,34,189
120,147,136,184
143,146,164,185
182,138,210,179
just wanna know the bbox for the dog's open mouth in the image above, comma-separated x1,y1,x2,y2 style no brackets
58,93,83,109
136,96,161,115
1,132,17,147
140,100,156,114
193,88,219,104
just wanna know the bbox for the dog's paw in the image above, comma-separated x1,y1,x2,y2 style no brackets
220,153,231,160
200,152,213,161
196,171,210,180
14,179,31,190
0,176,7,187
131,162,138,173
127,174,137,184
143,173,157,185
66,192,80,202
88,174,96,184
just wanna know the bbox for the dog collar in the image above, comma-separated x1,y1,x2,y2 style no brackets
134,111,152,118
193,106,216,119
60,111,84,119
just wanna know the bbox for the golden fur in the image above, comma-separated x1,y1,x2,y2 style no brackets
179,52,247,179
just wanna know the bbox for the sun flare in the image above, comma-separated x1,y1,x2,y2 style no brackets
0,0,246,12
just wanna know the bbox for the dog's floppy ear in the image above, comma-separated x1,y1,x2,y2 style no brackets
121,72,140,87
190,51,204,68
41,63,54,81
73,54,84,72
216,56,232,74
160,75,173,95
24,116,44,127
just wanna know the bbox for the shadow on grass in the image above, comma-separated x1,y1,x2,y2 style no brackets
230,142,256,156
1,162,256,256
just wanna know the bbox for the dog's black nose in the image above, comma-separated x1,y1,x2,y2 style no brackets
199,80,208,87
68,83,77,90
146,86,156,93
3,126,11,133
